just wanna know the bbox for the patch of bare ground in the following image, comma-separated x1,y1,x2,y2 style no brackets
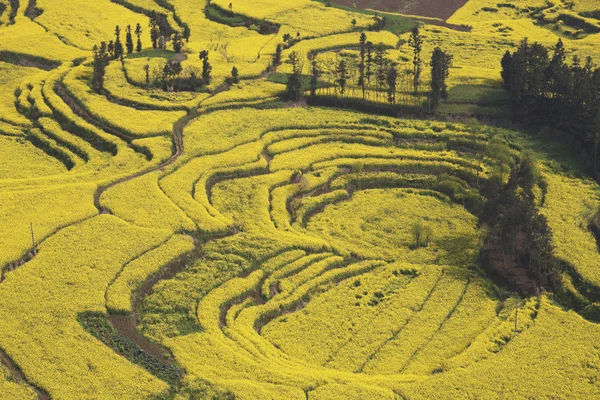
331,0,468,22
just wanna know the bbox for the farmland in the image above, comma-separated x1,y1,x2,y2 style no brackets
1,0,600,399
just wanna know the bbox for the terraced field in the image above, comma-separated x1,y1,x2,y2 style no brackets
1,0,600,399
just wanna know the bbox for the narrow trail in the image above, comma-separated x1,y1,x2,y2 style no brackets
0,347,49,400
92,106,198,213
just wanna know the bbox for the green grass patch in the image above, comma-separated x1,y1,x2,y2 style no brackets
312,0,417,35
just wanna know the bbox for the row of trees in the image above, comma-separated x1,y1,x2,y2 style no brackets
101,24,144,61
281,28,452,113
480,150,556,295
91,13,197,93
501,38,600,175
144,50,214,92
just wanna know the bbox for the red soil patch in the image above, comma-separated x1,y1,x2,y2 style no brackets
332,0,468,21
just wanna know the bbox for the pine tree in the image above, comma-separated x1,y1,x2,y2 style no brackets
231,66,239,83
408,27,423,96
126,25,134,55
200,50,212,85
107,40,115,59
135,23,143,52
114,25,123,59
149,12,159,49
273,44,283,67
374,43,387,101
172,32,184,53
387,62,398,104
358,32,367,100
286,51,303,101
336,59,349,97
183,25,191,42
143,63,150,87
501,51,513,90
92,42,109,92
365,41,374,90
430,47,453,113
547,39,566,99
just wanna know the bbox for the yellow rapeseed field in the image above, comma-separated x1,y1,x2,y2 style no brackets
0,0,600,398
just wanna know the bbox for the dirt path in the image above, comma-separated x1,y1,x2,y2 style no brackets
0,348,49,400
92,106,198,212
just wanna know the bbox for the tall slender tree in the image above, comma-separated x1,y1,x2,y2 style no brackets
358,32,367,100
149,12,159,49
408,27,423,96
172,32,184,53
92,42,109,92
286,51,303,101
135,23,143,52
336,59,349,97
200,50,212,85
274,44,283,67
114,25,124,59
374,43,387,101
365,41,374,91
231,66,239,83
126,25,134,54
387,62,398,104
430,47,453,113
183,25,191,42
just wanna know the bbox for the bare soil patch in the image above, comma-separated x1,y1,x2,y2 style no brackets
331,0,468,21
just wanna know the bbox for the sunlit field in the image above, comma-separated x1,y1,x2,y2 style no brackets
1,0,600,399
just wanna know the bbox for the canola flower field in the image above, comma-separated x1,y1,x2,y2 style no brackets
0,0,600,399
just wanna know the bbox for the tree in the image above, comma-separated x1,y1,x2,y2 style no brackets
183,25,191,42
310,57,321,101
374,43,387,101
163,60,182,91
387,62,398,104
107,40,115,59
184,65,201,90
546,39,566,99
200,50,212,85
351,18,357,29
273,44,283,67
286,51,302,101
411,222,424,248
143,63,150,87
336,59,349,97
500,50,513,90
149,12,159,49
485,136,513,181
358,32,367,100
92,42,109,92
372,15,386,31
586,130,600,176
114,25,124,59
135,23,143,52
429,47,453,112
365,41,374,89
126,25,134,54
408,27,423,96
172,32,184,53
231,66,239,84
422,225,433,246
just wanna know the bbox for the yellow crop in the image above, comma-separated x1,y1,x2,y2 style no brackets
1,0,600,398
106,234,195,314
63,65,186,138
